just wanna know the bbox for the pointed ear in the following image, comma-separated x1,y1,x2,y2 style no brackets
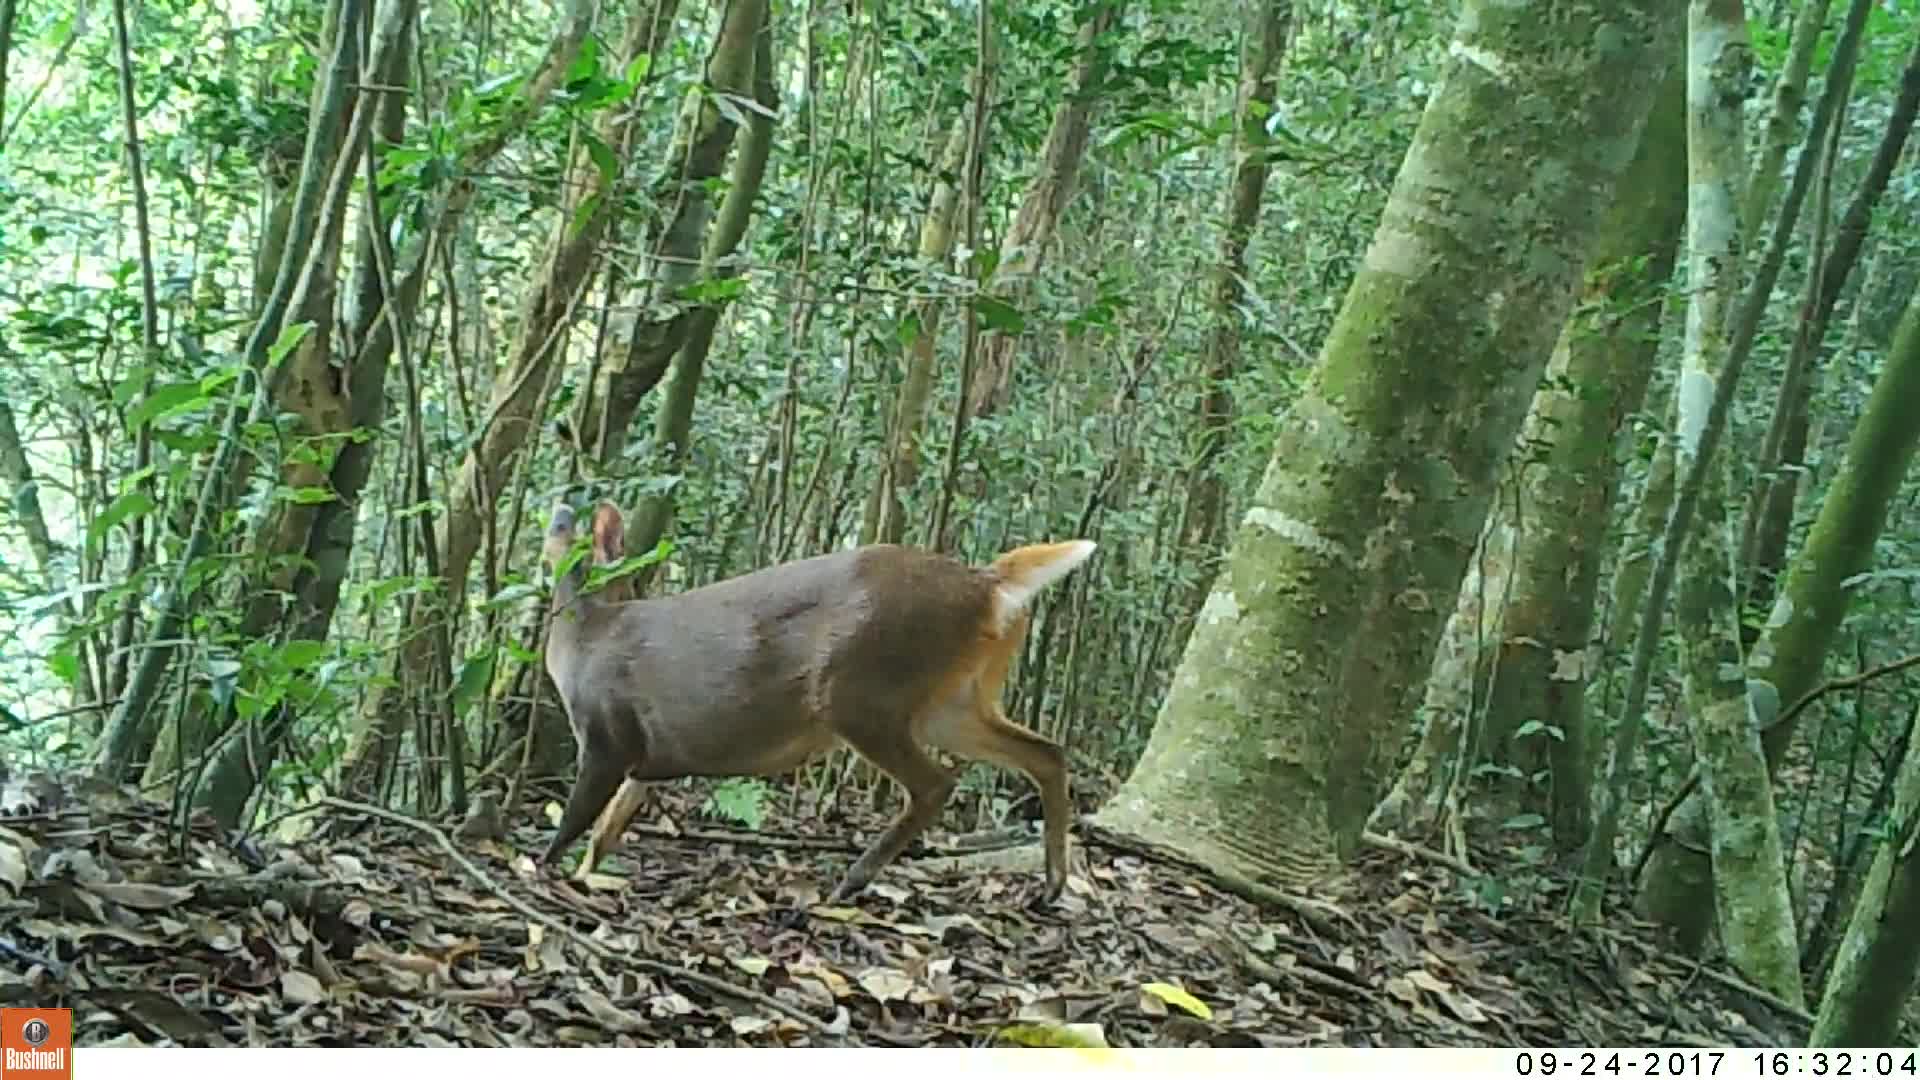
590,502,626,565
543,503,579,569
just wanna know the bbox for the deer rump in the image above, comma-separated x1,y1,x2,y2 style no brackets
539,502,1093,905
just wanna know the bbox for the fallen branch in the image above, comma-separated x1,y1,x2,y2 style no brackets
319,796,839,1040
1362,829,1478,877
1236,941,1374,1003
1687,960,1814,1026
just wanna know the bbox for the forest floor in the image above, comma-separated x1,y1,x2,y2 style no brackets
0,770,1825,1048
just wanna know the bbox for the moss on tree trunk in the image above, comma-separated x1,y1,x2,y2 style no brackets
1094,0,1679,887
1810,701,1920,1046
1373,65,1686,857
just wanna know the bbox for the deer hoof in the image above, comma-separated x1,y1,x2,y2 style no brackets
1023,876,1065,912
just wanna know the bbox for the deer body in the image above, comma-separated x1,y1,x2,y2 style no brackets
538,502,1095,903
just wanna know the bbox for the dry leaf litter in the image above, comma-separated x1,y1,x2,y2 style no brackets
0,770,1824,1047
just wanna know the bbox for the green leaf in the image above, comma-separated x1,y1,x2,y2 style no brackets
452,649,496,716
49,647,81,688
703,778,768,830
1140,981,1211,1019
583,131,618,183
679,276,747,304
267,321,315,367
973,295,1025,334
895,311,923,350
277,640,327,670
283,486,338,505
569,192,603,239
993,1023,1109,1049
1501,813,1548,831
88,491,158,553
113,365,158,406
126,381,209,432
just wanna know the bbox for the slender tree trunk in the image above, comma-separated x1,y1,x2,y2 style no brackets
1740,0,1833,246
1620,0,1876,937
1666,0,1803,1007
1373,64,1688,856
185,0,423,825
1809,700,1920,1046
334,0,667,799
1741,34,1920,617
93,0,370,782
861,116,971,547
626,4,778,559
1600,0,1843,677
961,1,1119,420
1093,0,1679,888
1178,0,1292,611
580,0,766,464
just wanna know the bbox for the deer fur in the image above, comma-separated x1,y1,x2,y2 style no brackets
537,500,1096,903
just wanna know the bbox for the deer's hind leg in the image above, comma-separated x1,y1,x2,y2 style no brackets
924,626,1072,899
823,682,957,903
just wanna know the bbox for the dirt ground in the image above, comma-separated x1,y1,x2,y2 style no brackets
0,771,1830,1047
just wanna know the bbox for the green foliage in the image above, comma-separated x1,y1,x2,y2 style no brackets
702,778,771,830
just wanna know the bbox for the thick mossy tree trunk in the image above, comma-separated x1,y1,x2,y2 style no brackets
1809,700,1920,1046
1372,66,1687,858
1093,0,1678,887
1667,0,1803,1008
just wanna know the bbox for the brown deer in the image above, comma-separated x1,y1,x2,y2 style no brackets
537,500,1095,904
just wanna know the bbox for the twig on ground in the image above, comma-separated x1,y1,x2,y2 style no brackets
320,795,839,1040
1684,960,1813,1026
1363,829,1478,877
1237,943,1374,1003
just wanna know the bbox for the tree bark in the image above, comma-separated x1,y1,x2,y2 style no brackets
1621,0,1878,938
185,0,424,826
1739,0,1833,246
93,0,369,782
961,1,1119,420
861,116,971,547
579,0,766,464
625,3,778,560
334,0,670,800
1178,0,1292,611
1093,0,1678,888
1808,700,1920,1046
1667,0,1803,1008
1372,63,1688,858
1741,33,1920,619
